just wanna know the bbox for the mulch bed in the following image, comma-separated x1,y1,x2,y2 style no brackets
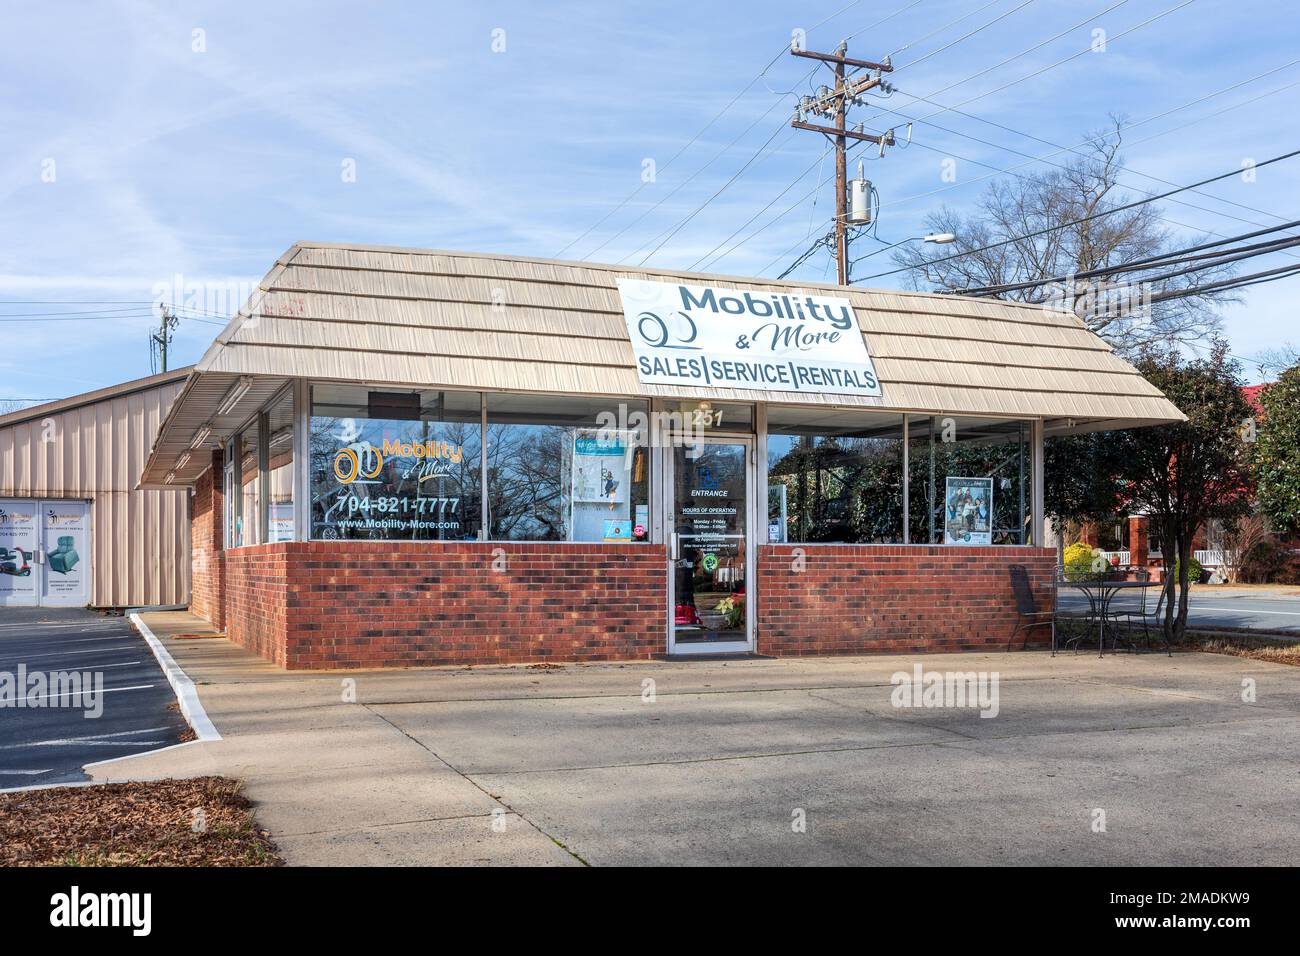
0,777,282,866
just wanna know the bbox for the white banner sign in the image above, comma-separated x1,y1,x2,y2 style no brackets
615,278,882,398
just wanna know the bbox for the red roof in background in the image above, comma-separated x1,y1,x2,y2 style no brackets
1242,384,1268,416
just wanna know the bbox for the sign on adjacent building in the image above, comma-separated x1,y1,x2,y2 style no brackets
615,278,883,398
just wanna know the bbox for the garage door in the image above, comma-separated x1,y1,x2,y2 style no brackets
0,499,91,607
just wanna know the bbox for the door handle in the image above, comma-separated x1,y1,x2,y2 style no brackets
671,532,681,561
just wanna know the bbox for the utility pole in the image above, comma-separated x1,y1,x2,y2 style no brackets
152,304,179,372
790,41,896,285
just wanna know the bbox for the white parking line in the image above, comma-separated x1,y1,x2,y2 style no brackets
22,683,156,704
0,727,171,750
0,769,52,776
83,661,143,669
1196,606,1300,616
2,643,139,661
0,622,126,631
36,739,166,748
0,634,137,647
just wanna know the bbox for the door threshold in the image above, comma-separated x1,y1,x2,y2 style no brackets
655,652,776,662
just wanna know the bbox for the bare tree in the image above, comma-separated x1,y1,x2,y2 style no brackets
891,119,1234,354
1254,342,1299,378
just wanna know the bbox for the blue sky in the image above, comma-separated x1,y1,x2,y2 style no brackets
2,0,1297,402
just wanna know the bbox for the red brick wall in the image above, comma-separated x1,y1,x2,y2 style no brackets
223,545,291,666
189,452,225,629
222,541,667,669
757,545,1056,655
212,538,1057,669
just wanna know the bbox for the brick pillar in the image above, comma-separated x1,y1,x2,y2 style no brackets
189,449,226,628
1128,516,1149,567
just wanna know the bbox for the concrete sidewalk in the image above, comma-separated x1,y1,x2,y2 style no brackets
89,611,1300,866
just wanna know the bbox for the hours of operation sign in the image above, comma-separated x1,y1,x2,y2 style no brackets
615,278,883,398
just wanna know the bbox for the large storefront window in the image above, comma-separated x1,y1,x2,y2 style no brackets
486,394,650,542
266,390,295,542
309,385,482,540
767,408,905,543
909,416,1029,545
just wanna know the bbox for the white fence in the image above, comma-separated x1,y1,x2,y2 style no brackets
1097,549,1226,568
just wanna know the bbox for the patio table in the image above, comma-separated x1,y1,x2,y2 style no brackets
1053,578,1153,657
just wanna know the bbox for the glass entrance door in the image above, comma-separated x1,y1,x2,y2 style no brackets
669,439,752,654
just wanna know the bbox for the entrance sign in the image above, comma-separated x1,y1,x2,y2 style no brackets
616,278,883,398
944,477,994,546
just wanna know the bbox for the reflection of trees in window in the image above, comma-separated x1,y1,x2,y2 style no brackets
769,436,904,543
487,424,567,540
487,423,651,542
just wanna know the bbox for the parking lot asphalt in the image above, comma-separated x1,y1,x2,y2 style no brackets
0,608,189,787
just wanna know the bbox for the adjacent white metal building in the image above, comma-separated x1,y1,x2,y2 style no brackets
0,368,191,608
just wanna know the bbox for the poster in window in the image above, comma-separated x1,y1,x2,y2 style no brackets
571,430,628,504
0,500,38,604
943,476,993,546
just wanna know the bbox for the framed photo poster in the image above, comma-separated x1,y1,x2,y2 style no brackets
943,477,993,546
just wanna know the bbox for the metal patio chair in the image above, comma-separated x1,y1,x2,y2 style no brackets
1007,564,1055,652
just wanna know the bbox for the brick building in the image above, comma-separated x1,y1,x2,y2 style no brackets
139,243,1184,668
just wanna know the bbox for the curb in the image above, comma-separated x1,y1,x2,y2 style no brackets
129,612,221,742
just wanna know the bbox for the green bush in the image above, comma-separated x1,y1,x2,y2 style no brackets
1063,542,1107,581
1173,554,1204,584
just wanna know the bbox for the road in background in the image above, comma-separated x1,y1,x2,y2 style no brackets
1058,586,1300,635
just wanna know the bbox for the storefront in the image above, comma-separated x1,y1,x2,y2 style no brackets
140,243,1184,668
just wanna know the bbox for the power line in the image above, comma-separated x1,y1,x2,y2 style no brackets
692,144,835,272
1148,260,1300,303
866,71,1300,235
854,0,1196,139
959,219,1300,296
751,2,1197,277
880,131,1300,275
0,313,159,323
619,0,1045,268
597,99,798,263
550,0,891,259
632,121,792,266
856,148,1300,282
887,79,1300,231
0,306,162,317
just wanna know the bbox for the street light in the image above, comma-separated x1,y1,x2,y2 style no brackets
848,232,957,282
